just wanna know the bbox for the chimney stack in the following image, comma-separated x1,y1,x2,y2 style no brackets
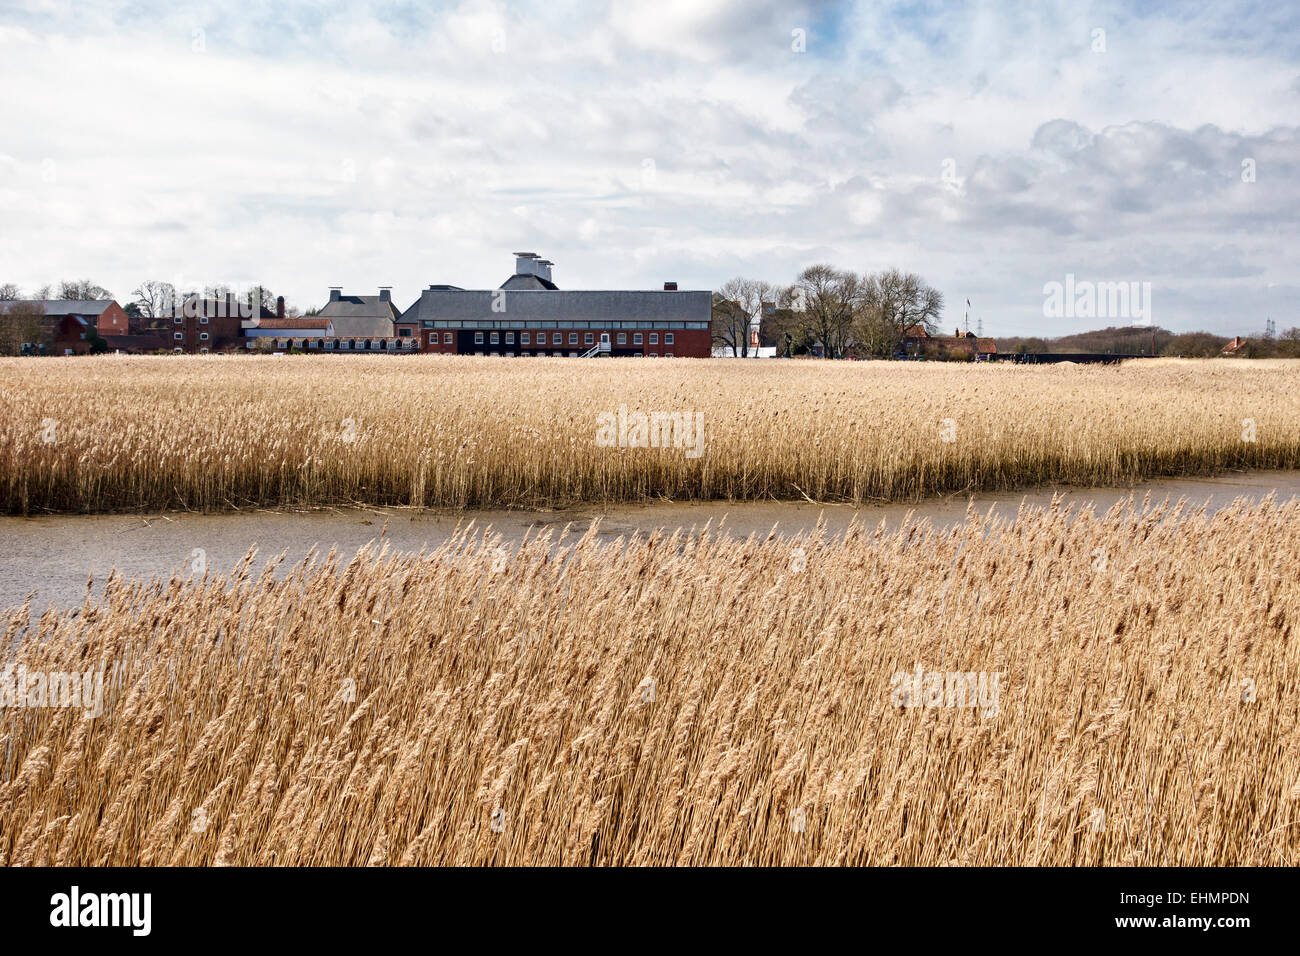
329,287,342,302
513,252,539,277
379,287,391,303
276,295,285,318
664,281,678,291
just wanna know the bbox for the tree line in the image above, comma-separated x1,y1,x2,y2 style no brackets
997,325,1300,359
712,265,945,358
0,280,298,317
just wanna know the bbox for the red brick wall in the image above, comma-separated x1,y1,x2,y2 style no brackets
94,302,129,335
421,329,458,354
51,316,90,355
171,313,244,352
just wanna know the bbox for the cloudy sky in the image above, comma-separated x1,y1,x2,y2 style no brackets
1,0,1297,336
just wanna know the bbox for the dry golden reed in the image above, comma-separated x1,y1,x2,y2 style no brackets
2,495,1297,865
1,355,1299,513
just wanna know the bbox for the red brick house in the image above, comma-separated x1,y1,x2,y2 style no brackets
0,300,129,354
168,293,278,353
900,324,996,360
36,300,130,336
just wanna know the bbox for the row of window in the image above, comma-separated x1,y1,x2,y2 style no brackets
176,331,209,340
245,339,418,350
471,352,676,358
421,320,708,330
450,331,675,346
174,316,213,324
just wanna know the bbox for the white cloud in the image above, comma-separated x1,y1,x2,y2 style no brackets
0,0,1296,336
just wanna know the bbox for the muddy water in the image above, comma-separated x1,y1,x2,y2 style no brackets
3,470,1299,613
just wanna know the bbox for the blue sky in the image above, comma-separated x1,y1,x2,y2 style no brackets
1,0,1297,336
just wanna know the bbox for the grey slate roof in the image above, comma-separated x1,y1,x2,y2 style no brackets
315,295,401,338
22,300,115,316
500,274,559,291
328,316,398,338
317,295,401,319
401,289,712,325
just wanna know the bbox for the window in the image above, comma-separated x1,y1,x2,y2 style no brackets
521,332,530,345
665,333,674,345
666,352,674,358
174,332,183,340
633,333,642,345
474,332,484,344
506,332,515,344
584,332,594,345
490,331,499,344
399,328,411,337
553,332,563,345
506,351,514,357
199,332,209,341
617,332,627,345
174,316,183,325
199,316,209,325
649,352,658,357
569,332,578,345
443,331,453,344
200,347,209,354
429,333,438,345
173,347,183,353
650,333,658,344
569,352,577,358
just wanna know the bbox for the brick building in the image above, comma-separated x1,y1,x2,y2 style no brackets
36,300,130,336
169,293,279,353
400,253,712,357
0,300,130,354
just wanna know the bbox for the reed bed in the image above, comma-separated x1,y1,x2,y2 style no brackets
1,355,1298,514
2,495,1297,865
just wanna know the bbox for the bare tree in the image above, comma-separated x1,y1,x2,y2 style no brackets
851,293,900,358
866,268,944,343
246,285,276,313
0,283,21,301
791,265,861,359
57,279,113,301
132,280,178,318
713,277,775,357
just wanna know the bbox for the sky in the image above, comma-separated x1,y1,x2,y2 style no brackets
0,0,1297,337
